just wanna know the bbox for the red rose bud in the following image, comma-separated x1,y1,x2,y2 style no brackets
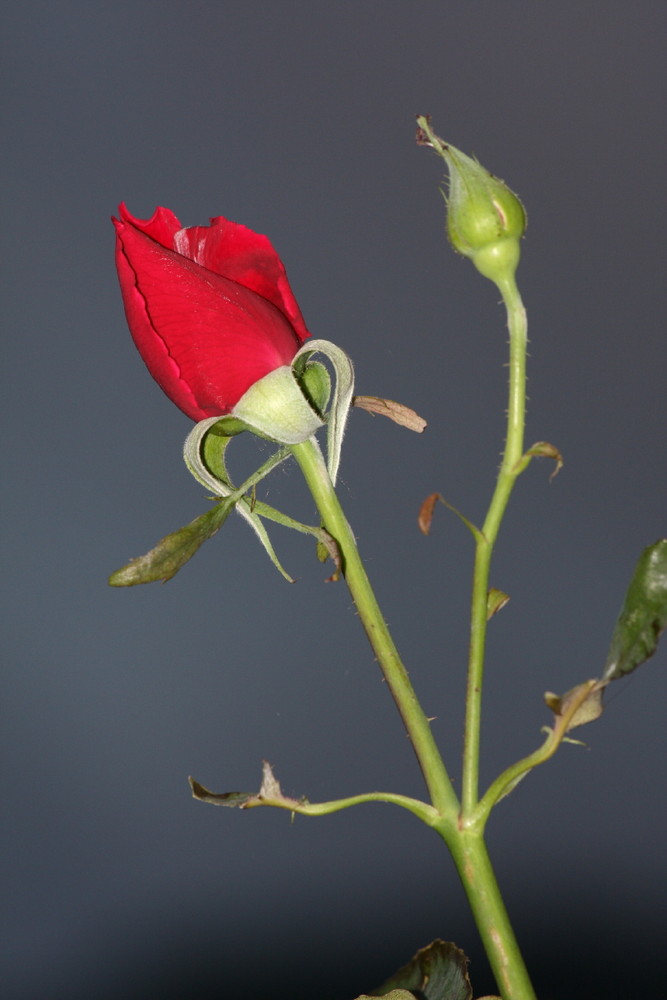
113,204,313,423
416,116,526,287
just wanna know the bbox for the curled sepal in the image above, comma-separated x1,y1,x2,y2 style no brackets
294,339,354,485
368,939,474,1000
109,500,235,586
603,539,667,682
184,417,296,581
513,441,563,480
293,356,331,417
353,395,427,433
184,419,342,580
184,416,253,493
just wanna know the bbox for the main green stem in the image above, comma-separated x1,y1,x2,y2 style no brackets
290,436,459,819
446,829,537,1000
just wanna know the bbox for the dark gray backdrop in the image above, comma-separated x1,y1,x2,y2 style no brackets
2,2,665,998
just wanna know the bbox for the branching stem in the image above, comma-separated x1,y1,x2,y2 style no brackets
290,275,536,998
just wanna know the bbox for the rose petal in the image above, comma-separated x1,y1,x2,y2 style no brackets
114,216,305,419
117,204,310,343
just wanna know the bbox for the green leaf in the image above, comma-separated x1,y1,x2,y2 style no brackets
540,540,667,732
109,501,233,586
603,539,667,682
368,940,473,1000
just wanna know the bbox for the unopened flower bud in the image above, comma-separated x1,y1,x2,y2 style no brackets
417,116,526,287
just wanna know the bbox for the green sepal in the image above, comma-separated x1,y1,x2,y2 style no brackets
294,339,354,484
109,440,300,585
109,500,235,586
241,496,342,578
182,418,342,581
184,417,297,580
293,356,332,416
603,539,667,681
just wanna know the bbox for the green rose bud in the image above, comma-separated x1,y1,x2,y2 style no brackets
417,115,526,288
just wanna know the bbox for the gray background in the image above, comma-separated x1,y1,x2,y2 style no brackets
2,2,666,998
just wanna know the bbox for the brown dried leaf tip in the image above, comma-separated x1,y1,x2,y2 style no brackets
418,493,440,535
